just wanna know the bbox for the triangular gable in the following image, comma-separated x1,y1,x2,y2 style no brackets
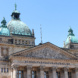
11,42,77,60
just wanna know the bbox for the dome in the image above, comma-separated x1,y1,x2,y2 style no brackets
0,18,10,36
7,20,32,36
65,27,78,45
65,35,78,44
7,4,32,36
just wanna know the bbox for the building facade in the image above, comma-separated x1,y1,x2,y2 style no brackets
0,5,78,78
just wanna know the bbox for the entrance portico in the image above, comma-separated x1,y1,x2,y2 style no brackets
11,64,78,78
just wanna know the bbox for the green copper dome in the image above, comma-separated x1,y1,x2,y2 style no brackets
65,27,78,45
7,4,32,36
7,20,32,36
0,18,10,36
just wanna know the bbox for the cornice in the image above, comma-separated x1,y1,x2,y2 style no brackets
10,56,78,63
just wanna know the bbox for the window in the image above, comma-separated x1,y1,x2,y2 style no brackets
17,71,24,78
0,38,2,42
25,41,27,44
1,68,9,73
22,40,24,44
32,71,36,78
1,68,3,73
4,68,6,73
68,72,72,78
6,68,9,72
15,39,17,44
18,40,21,44
44,71,49,78
56,72,60,78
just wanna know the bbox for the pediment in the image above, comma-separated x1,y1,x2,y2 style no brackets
12,42,77,60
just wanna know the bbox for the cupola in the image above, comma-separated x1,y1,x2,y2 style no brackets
0,18,10,36
7,4,33,36
64,27,78,48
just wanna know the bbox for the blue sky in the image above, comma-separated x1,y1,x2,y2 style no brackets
0,0,78,47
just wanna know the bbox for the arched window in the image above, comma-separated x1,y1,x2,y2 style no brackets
32,71,36,78
44,71,49,78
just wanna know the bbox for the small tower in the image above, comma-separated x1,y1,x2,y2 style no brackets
64,27,78,49
0,17,10,36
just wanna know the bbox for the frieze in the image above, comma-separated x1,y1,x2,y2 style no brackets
13,60,71,65
24,61,70,65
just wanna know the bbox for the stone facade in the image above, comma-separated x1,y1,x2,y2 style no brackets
0,42,78,78
0,4,78,78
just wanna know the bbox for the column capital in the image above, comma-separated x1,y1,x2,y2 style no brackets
12,65,19,70
64,67,69,71
52,66,57,71
27,65,32,70
40,65,45,70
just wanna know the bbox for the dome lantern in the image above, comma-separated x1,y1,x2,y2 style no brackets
1,17,7,26
11,4,20,20
68,27,74,36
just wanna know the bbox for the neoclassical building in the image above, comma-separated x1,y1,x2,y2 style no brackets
0,5,78,78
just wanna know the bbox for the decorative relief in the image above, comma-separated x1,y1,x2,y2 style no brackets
1,47,8,56
23,47,70,59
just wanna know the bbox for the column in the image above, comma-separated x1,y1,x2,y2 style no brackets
49,69,52,78
11,68,13,78
75,68,78,78
13,66,18,78
27,65,32,78
36,70,40,78
40,66,44,78
52,67,57,78
64,67,68,78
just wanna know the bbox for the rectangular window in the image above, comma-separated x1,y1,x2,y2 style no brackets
32,71,36,78
22,40,24,44
44,71,49,78
68,72,72,78
0,38,2,42
6,68,9,73
57,72,60,78
17,71,24,78
1,68,3,73
15,39,17,44
4,68,6,73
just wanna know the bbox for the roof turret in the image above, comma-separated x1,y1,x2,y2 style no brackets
68,27,74,36
65,27,78,45
0,18,10,36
